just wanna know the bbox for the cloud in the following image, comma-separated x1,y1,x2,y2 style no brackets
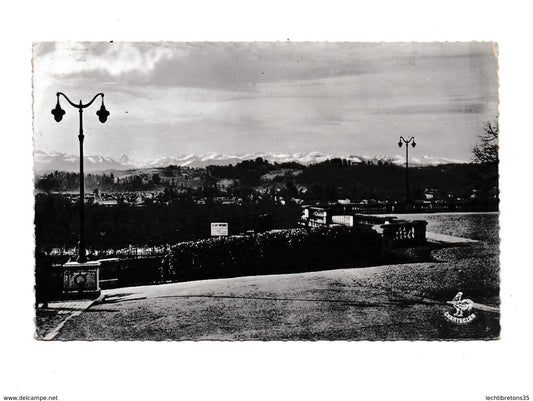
32,42,499,162
36,42,496,91
33,42,175,78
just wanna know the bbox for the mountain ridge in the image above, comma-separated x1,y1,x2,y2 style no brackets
34,150,468,173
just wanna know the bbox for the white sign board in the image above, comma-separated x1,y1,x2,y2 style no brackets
211,222,229,236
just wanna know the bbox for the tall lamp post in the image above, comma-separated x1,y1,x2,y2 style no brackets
52,92,109,263
398,136,416,202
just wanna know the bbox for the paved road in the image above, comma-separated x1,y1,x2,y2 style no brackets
426,231,480,243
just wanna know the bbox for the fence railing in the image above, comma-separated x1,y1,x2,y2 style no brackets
300,209,428,250
380,220,428,250
45,245,171,260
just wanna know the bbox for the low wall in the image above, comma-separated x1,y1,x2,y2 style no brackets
380,220,428,250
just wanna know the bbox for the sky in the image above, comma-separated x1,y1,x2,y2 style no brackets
32,42,499,162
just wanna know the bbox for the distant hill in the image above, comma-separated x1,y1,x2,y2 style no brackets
206,158,497,203
34,153,498,209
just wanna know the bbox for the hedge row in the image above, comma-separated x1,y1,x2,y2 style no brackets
161,225,382,281
117,257,164,286
35,226,382,300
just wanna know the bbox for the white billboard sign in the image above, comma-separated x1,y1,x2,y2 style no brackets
210,222,229,236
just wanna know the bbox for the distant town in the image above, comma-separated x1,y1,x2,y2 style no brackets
34,156,498,256
35,157,498,209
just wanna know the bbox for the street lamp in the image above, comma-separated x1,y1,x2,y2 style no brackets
52,92,109,263
398,136,416,202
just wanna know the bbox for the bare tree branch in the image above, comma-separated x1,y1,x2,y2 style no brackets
473,121,499,163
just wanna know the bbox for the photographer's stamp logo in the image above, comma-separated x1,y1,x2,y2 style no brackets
444,292,477,324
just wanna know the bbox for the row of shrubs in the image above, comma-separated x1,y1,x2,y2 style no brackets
160,225,382,282
36,226,383,300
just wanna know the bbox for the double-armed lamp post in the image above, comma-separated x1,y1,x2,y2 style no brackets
52,92,110,263
397,136,416,202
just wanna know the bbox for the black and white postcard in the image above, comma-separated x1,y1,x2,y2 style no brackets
32,42,500,341
3,1,533,400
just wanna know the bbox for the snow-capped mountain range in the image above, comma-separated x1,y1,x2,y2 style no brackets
34,150,467,173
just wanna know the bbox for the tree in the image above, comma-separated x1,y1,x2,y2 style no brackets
470,121,499,207
283,180,298,199
473,121,499,163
